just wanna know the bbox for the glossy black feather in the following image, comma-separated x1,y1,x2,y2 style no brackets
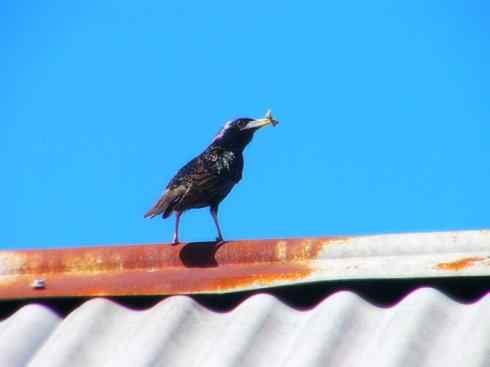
145,114,278,243
144,122,250,219
165,145,243,212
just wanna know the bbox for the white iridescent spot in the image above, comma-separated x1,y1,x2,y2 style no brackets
216,151,235,173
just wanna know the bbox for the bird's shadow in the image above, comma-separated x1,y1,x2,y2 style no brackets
178,241,226,268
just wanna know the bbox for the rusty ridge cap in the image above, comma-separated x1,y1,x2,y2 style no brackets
1,230,490,300
0,237,338,276
0,237,339,300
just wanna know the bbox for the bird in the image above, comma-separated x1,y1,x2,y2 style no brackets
144,110,279,244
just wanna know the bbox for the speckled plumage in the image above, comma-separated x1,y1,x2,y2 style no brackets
145,112,278,244
160,145,243,215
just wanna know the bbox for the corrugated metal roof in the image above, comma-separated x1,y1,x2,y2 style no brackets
1,289,490,367
1,230,490,299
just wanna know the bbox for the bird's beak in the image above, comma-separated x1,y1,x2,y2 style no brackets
241,109,279,131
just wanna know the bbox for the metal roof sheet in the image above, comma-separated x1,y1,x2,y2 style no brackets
1,230,490,299
1,289,490,367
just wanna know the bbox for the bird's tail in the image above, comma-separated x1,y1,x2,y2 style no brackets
144,189,181,219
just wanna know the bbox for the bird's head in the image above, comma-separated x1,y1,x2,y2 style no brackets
212,110,279,151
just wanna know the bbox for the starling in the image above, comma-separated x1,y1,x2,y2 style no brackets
144,110,279,244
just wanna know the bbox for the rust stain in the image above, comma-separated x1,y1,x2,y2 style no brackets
0,237,342,300
436,257,486,271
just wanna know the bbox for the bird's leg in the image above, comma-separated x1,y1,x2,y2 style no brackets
210,205,224,243
172,211,182,245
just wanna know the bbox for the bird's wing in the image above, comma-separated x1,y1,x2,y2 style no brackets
144,185,187,219
170,151,224,185
144,155,214,219
145,148,239,218
172,151,236,202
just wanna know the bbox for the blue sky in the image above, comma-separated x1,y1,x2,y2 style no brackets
2,1,489,249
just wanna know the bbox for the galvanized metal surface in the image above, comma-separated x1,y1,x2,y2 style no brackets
1,289,490,367
1,230,490,299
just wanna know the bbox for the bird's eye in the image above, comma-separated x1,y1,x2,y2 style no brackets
238,120,247,128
